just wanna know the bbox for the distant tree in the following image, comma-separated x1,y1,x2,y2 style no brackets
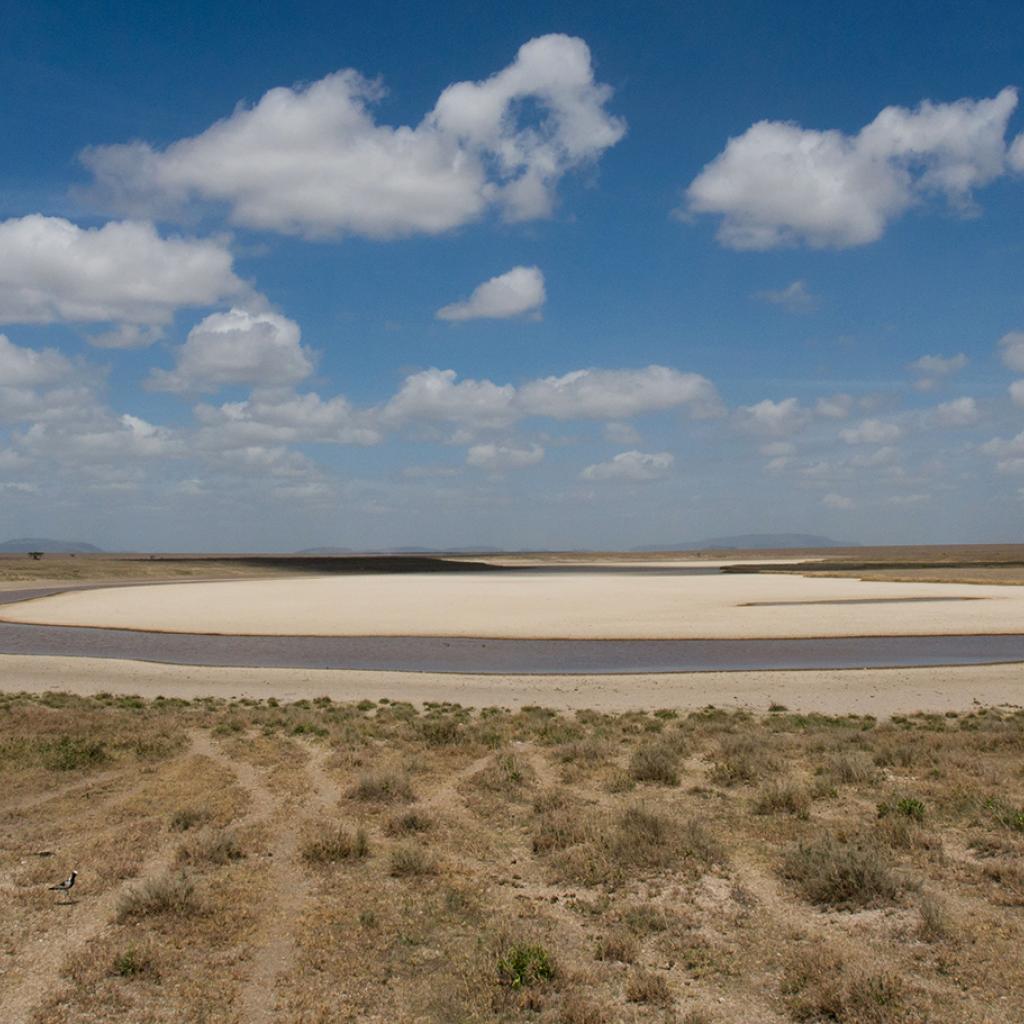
28,551,43,560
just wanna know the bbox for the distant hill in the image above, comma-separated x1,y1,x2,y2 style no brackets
632,533,855,552
0,537,103,554
294,547,354,555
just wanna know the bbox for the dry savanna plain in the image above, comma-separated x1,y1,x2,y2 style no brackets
1,546,1023,1024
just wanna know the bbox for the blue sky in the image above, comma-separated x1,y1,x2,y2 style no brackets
1,1,1023,550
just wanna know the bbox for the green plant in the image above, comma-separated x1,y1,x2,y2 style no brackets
111,946,157,978
497,943,555,988
877,796,926,823
46,736,108,771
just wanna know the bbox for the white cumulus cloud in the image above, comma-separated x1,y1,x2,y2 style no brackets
580,450,674,482
381,364,719,434
0,215,241,337
466,442,544,471
1010,380,1024,407
82,35,625,240
930,396,980,427
518,366,721,420
908,352,968,390
840,419,902,444
998,331,1024,372
437,266,545,322
815,394,853,419
752,279,815,312
736,398,810,437
682,88,1018,249
147,308,314,393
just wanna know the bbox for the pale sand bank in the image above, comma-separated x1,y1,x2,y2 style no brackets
3,571,1023,638
1,655,1020,716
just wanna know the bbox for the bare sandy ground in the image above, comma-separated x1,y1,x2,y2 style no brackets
3,570,1023,638
1,654,1020,716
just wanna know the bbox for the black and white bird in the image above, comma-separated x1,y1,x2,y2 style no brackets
49,870,77,901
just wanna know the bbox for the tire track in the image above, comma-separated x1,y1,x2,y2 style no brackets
1,733,207,1024
231,740,335,1024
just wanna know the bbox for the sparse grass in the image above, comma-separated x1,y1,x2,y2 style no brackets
825,751,879,786
709,735,779,787
472,751,533,797
782,834,903,910
389,842,437,877
169,806,211,831
625,969,672,1005
782,948,909,1023
594,931,638,963
301,824,369,864
176,827,243,866
877,796,926,823
3,693,1024,1023
46,735,109,771
629,737,684,785
385,809,433,835
918,892,957,943
117,871,198,921
348,770,414,803
752,779,812,818
111,945,158,979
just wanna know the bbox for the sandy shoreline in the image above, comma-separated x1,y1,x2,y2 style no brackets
3,571,1024,639
2,654,1020,716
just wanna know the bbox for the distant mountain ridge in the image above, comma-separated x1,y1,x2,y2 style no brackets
632,533,855,552
0,537,103,553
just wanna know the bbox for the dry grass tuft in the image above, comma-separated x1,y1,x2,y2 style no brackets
117,871,198,921
629,736,685,785
349,770,414,803
389,842,438,877
385,809,433,836
752,779,812,818
782,948,909,1023
472,751,534,798
176,827,243,866
782,833,903,910
709,735,779,787
625,968,672,1005
594,931,639,963
301,824,370,864
168,806,211,832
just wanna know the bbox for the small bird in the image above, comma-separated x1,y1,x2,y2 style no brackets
49,870,77,902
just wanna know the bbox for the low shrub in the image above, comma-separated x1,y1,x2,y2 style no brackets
753,780,811,818
782,834,902,910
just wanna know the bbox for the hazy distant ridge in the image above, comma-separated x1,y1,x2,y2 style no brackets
0,537,103,553
632,533,855,552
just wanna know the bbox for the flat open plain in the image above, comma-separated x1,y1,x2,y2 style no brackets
4,564,1024,638
1,549,1023,1023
